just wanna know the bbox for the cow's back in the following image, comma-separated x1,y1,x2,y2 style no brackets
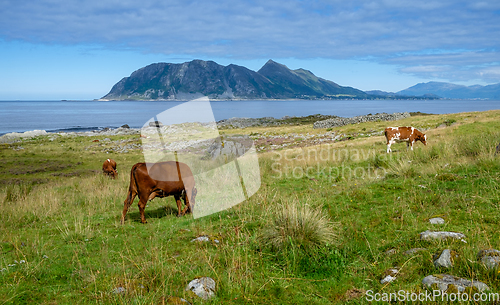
148,161,194,182
385,127,413,140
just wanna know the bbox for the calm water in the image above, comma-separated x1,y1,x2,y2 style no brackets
1,99,499,135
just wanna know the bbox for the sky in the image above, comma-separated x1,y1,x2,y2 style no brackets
0,0,499,100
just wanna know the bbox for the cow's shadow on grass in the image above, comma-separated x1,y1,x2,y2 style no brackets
124,204,180,223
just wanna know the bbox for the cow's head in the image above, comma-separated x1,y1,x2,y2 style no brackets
418,133,427,145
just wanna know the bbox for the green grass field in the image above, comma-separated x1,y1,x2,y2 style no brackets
1,110,499,304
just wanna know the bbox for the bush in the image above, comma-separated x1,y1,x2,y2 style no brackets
261,201,338,251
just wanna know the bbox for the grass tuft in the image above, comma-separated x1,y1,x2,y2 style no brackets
261,201,338,251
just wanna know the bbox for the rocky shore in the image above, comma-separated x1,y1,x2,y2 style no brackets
0,112,411,145
313,112,410,129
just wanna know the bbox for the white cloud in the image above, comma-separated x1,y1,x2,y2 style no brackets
1,0,500,83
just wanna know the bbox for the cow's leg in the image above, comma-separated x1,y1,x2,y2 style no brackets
138,197,148,224
410,141,414,151
180,190,190,215
181,187,196,215
121,189,137,224
174,194,183,217
387,141,392,153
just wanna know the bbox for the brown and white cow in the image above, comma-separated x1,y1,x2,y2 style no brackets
384,127,427,153
121,161,197,224
102,158,118,178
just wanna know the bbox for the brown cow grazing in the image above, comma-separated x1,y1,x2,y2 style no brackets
121,161,197,224
102,158,118,178
384,127,427,153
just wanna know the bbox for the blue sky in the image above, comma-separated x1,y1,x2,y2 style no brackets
1,0,499,100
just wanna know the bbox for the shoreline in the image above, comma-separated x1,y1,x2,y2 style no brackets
0,111,415,144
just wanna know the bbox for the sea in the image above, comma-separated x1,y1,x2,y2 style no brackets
1,99,499,135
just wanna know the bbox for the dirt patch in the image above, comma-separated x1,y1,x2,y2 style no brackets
9,161,82,175
343,288,365,301
51,169,100,177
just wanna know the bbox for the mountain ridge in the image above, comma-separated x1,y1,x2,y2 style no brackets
101,60,499,101
368,81,500,100
101,59,370,100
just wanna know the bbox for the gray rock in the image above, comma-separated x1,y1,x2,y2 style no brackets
419,230,466,243
0,130,47,143
186,277,216,300
380,268,398,284
313,112,410,129
191,236,210,243
429,217,445,225
205,136,253,160
191,235,220,244
384,248,397,256
422,274,490,292
477,249,500,270
433,249,457,268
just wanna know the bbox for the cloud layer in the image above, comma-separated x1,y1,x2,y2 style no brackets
1,0,499,83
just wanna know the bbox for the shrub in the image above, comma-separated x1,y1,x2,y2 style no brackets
261,201,338,251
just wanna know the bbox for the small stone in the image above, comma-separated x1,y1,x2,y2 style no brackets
191,236,210,243
384,248,397,256
186,277,216,300
381,275,396,284
429,217,445,225
112,287,126,294
380,268,398,284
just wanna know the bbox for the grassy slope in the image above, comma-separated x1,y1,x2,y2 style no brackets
0,110,499,304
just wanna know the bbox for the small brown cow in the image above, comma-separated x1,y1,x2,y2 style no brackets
102,158,118,178
121,161,197,224
384,127,427,153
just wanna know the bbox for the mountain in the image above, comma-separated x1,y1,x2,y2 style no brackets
367,90,441,99
101,59,369,100
397,81,500,99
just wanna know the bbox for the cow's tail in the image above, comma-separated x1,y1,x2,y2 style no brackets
383,128,390,143
124,163,140,206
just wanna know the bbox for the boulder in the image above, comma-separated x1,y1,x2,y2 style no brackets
186,277,216,300
433,249,458,268
419,230,466,243
477,249,500,270
0,130,47,143
422,274,489,292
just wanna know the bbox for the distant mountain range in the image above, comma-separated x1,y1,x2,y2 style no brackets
101,60,500,100
397,82,500,100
